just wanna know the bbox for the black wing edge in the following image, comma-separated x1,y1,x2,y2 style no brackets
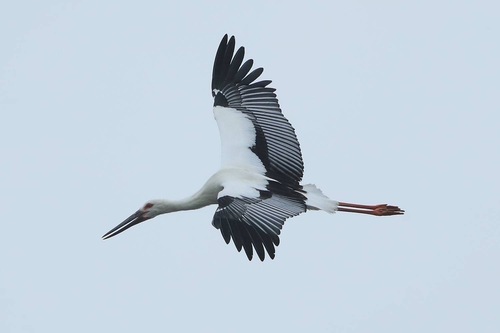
212,196,280,262
211,34,268,97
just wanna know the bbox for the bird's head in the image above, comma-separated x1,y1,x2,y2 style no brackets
102,200,165,240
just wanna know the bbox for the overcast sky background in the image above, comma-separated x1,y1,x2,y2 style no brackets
1,1,499,332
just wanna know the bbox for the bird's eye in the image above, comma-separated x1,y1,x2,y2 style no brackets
144,203,154,209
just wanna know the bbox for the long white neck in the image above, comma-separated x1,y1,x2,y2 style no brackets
151,176,222,216
154,195,213,214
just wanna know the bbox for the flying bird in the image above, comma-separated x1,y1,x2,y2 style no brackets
102,35,404,261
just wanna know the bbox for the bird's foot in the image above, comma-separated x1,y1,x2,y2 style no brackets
372,204,405,216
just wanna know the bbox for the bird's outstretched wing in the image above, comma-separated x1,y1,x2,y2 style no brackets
212,188,305,261
210,35,308,260
211,34,304,186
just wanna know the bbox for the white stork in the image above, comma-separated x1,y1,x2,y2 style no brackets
102,35,404,261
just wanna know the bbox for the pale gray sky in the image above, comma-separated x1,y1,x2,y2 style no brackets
1,1,499,332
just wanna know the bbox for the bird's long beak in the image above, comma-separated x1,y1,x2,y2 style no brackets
102,210,150,240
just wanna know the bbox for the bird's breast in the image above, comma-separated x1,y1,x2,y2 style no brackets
209,167,269,200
